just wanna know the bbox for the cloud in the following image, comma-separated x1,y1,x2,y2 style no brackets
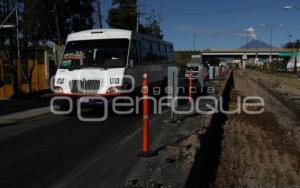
175,25,256,39
244,27,257,40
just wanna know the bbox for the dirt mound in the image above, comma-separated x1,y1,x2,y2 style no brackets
216,71,300,187
216,115,300,188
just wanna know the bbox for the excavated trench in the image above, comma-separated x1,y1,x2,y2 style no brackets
185,71,234,188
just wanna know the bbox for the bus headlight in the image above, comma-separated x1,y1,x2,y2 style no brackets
106,86,122,94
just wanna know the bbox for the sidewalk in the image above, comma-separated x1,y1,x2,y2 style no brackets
0,92,53,126
0,106,50,126
0,98,50,115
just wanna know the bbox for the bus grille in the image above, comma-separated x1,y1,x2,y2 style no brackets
69,80,101,94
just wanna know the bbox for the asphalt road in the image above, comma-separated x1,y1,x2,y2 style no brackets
0,110,149,188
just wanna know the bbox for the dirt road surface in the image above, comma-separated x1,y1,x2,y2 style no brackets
216,70,300,188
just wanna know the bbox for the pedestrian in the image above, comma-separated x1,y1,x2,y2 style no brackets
49,56,57,77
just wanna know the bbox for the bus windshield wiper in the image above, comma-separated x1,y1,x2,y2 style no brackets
86,64,107,70
68,64,108,71
68,65,86,71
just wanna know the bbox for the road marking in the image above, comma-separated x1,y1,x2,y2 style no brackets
119,109,170,146
119,127,142,145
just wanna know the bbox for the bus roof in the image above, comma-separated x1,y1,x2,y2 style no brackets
67,29,173,47
67,29,132,41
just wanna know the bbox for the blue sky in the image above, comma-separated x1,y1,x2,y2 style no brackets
98,0,300,50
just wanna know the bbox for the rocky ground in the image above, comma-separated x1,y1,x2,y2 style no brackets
123,69,300,188
123,75,232,188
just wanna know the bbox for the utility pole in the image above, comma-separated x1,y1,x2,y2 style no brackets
261,24,282,70
15,2,24,97
97,0,103,29
269,26,273,63
15,3,20,64
136,1,139,32
246,30,249,50
283,5,300,74
193,33,196,52
54,3,61,45
135,0,145,33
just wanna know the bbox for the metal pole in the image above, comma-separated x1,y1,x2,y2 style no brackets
15,5,20,63
136,12,139,32
246,30,249,50
136,1,139,32
0,7,16,26
15,3,21,96
54,3,61,45
188,69,192,103
269,26,273,63
193,33,196,51
97,0,103,29
171,71,175,121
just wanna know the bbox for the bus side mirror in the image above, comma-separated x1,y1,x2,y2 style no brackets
128,60,134,68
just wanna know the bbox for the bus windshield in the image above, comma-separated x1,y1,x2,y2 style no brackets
60,39,129,70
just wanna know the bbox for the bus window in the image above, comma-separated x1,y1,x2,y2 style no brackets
141,40,152,64
151,42,160,64
152,41,159,51
167,45,173,63
160,43,167,63
60,39,129,70
129,40,141,66
141,39,151,50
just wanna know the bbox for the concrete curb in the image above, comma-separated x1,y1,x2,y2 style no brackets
0,106,50,126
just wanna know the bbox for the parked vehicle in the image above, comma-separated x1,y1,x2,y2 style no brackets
183,55,204,80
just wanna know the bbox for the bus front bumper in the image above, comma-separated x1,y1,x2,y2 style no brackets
53,93,121,108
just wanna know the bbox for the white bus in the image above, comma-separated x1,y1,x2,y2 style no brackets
53,29,174,108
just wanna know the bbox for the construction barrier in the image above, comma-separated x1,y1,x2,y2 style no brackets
209,66,214,80
188,69,192,103
138,73,157,158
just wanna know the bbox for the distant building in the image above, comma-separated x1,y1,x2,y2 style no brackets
286,54,300,72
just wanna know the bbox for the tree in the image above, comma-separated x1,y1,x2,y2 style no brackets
0,0,23,97
107,2,164,39
65,0,94,34
0,0,16,46
107,0,137,31
0,0,95,97
283,39,300,49
21,0,95,45
142,9,163,39
20,0,95,92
